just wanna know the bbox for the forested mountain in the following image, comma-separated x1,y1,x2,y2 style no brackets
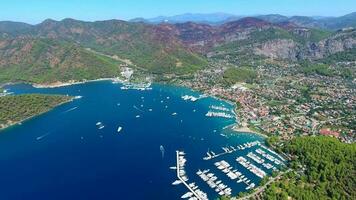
0,14,355,84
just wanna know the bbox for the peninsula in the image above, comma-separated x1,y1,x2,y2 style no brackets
0,94,73,130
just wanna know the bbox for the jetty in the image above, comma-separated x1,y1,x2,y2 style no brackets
197,169,232,196
215,160,255,191
255,148,283,166
175,151,208,200
203,141,261,160
236,156,266,178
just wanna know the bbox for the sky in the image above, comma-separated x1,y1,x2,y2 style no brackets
1,0,355,24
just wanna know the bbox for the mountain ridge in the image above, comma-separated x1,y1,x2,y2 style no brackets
0,15,355,84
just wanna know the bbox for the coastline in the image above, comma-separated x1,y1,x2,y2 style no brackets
31,77,123,88
232,125,268,138
0,97,75,131
4,78,267,139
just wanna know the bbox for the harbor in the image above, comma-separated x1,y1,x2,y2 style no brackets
2,81,286,200
172,141,286,199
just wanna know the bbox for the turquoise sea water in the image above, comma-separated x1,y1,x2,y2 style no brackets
0,81,274,200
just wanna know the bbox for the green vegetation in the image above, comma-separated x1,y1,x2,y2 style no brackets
0,94,72,129
300,63,333,76
222,67,258,86
264,136,356,200
308,29,332,43
266,135,280,147
321,48,356,64
0,39,124,84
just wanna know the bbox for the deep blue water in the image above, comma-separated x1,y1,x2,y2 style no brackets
0,81,272,200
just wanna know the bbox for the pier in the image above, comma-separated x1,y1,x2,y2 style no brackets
203,141,261,160
215,160,255,191
175,151,208,200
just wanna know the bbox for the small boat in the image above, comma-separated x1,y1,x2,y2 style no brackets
172,112,177,116
136,115,140,118
181,192,193,199
172,180,182,185
170,166,177,170
117,126,123,133
96,122,102,126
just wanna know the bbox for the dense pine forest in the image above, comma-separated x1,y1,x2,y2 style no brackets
0,94,72,129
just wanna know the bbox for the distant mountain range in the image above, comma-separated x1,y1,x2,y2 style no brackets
131,12,356,30
130,13,240,25
0,13,355,84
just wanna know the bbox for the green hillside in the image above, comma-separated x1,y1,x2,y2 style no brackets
264,136,356,200
0,38,124,84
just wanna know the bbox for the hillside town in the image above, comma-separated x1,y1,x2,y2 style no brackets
181,60,355,143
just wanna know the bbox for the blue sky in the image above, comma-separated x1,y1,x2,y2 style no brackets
1,0,355,24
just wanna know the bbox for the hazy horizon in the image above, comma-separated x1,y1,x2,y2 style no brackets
1,0,355,24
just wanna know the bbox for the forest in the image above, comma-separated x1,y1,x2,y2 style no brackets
263,136,356,200
0,94,72,129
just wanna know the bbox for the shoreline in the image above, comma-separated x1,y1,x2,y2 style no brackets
3,78,267,138
232,125,268,138
31,77,123,88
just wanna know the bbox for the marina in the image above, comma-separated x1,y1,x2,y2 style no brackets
172,140,285,199
1,81,286,200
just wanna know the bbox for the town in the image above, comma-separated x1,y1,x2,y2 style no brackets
179,59,355,143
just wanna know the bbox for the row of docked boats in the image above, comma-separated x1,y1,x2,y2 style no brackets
174,151,208,200
196,169,232,196
255,148,282,166
259,144,286,162
205,111,235,119
236,156,266,178
209,105,230,112
203,141,261,160
120,82,152,91
247,152,276,171
214,160,255,191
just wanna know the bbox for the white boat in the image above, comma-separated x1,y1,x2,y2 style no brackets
96,122,102,126
172,180,182,185
181,192,193,199
136,115,140,118
117,126,123,133
172,112,177,116
170,166,177,170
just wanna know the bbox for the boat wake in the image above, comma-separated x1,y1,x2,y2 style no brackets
36,132,51,141
63,106,78,113
160,145,165,158
133,105,144,113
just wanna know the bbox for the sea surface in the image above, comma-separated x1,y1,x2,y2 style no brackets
0,81,278,200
